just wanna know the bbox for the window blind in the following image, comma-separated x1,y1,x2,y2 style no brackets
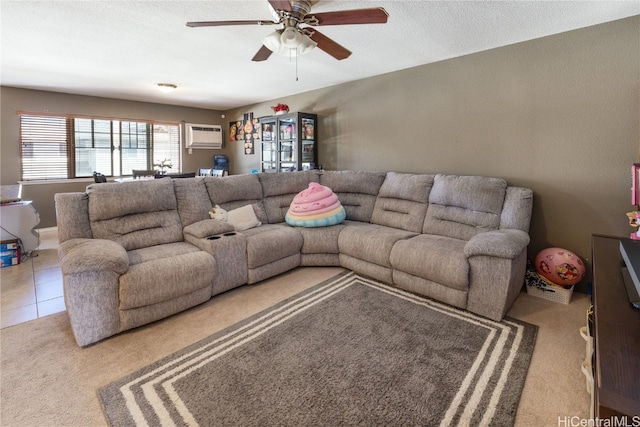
18,112,181,181
20,114,70,180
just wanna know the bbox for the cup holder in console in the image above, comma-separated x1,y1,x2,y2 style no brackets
206,232,237,240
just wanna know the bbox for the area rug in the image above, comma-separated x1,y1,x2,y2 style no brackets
99,271,537,426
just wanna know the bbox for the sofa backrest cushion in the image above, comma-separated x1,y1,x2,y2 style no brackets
371,172,434,233
320,170,386,223
173,177,212,227
205,174,263,212
54,192,93,243
259,170,320,223
423,174,507,240
86,178,183,250
500,186,534,232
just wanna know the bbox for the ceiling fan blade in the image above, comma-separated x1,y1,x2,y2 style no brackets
309,29,351,60
268,0,292,12
310,7,388,26
187,20,276,27
252,45,273,62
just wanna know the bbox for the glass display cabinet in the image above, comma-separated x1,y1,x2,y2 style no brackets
260,112,317,172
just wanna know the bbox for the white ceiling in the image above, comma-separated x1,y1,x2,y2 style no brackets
2,0,638,111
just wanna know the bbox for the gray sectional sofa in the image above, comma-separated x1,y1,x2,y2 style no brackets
55,170,533,346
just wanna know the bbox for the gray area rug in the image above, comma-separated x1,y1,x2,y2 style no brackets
99,271,537,426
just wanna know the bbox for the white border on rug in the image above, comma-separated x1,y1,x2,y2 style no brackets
104,272,532,427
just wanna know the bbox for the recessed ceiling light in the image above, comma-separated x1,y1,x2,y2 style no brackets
157,83,177,93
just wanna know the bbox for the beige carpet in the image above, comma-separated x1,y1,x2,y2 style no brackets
0,267,591,426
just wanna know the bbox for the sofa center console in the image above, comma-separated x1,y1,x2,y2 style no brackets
199,230,248,295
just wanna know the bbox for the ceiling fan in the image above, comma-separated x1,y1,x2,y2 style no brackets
186,0,388,62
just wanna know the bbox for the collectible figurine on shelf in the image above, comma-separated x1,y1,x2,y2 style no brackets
626,211,640,239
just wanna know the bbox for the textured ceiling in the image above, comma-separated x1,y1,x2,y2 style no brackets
1,0,638,110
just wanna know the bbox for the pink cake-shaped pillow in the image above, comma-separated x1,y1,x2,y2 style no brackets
286,182,346,227
289,182,341,215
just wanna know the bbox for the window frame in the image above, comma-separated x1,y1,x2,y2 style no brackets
18,111,182,181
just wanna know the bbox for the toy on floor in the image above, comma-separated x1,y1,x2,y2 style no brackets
534,247,585,286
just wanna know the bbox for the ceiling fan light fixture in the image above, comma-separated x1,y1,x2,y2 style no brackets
298,33,317,55
156,83,177,93
263,30,282,52
280,26,303,48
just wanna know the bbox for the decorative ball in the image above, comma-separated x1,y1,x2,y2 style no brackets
534,248,585,286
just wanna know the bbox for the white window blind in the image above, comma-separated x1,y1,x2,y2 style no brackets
20,114,70,180
153,123,181,172
18,113,181,180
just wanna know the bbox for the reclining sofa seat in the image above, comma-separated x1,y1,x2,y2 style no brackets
54,170,532,347
55,178,216,346
177,171,316,286
387,174,532,320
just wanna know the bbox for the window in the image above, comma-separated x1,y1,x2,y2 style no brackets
19,113,181,180
74,118,113,177
20,115,69,181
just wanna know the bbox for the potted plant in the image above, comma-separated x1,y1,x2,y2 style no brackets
153,158,172,175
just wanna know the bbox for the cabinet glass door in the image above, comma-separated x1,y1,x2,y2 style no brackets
280,140,296,171
261,121,277,172
278,117,296,171
260,112,317,172
300,117,315,169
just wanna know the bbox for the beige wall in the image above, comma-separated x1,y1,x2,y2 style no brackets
1,17,638,290
225,16,639,289
1,88,226,227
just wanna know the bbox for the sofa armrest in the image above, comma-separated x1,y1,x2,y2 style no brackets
465,229,530,321
57,238,128,346
58,238,129,275
464,229,530,260
183,219,235,239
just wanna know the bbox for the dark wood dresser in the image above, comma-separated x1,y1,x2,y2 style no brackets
591,235,640,419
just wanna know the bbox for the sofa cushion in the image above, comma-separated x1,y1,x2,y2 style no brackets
205,174,263,209
320,170,386,222
371,172,434,233
227,204,262,231
259,171,320,223
118,250,215,310
338,221,417,268
500,187,534,232
54,192,93,242
391,234,469,291
173,177,211,227
423,174,507,240
126,242,201,265
87,179,183,250
242,224,303,269
252,202,269,224
183,219,236,239
298,225,344,255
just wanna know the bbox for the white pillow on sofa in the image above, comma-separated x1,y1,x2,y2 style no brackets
227,204,262,231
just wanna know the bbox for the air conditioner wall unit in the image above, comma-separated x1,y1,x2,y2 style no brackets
185,123,223,149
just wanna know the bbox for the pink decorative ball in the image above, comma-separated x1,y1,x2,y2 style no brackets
534,248,585,286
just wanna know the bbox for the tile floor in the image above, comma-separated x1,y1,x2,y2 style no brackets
1,228,65,328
